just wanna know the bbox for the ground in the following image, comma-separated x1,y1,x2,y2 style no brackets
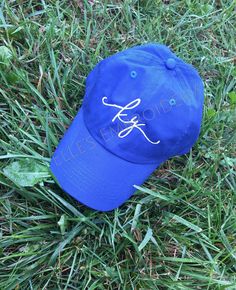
0,0,236,289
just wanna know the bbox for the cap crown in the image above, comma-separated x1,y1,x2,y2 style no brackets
83,44,204,164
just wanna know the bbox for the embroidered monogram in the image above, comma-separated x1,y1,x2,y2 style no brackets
102,96,160,145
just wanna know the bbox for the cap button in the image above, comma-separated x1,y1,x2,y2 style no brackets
165,58,176,70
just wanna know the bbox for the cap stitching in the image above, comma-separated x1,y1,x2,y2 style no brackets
171,69,193,156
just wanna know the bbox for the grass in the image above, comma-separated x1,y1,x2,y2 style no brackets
0,0,236,289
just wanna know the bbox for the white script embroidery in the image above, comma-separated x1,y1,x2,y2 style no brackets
102,96,160,145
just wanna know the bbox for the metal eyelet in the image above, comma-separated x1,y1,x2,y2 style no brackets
169,98,176,106
130,70,137,78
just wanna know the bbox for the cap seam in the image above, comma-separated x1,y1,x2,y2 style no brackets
171,69,193,155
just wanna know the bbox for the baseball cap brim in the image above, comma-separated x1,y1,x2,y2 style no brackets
50,108,158,211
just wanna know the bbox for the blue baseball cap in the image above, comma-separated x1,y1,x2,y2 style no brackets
50,43,204,211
